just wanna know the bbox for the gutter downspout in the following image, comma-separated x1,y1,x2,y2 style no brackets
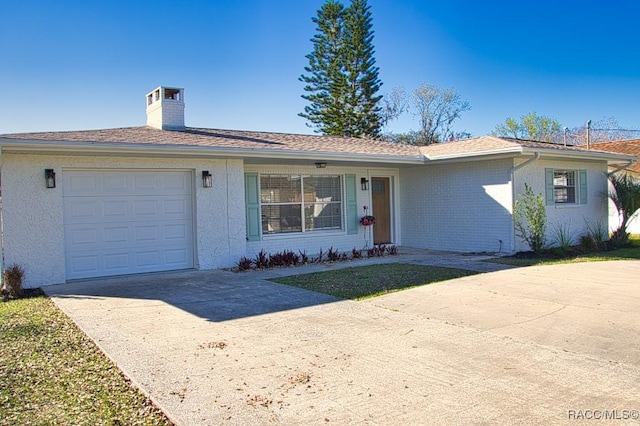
508,152,541,254
606,160,636,177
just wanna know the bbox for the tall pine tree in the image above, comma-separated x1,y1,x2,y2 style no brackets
299,0,382,138
342,0,382,138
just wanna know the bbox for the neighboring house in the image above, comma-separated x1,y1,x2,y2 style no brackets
0,86,636,287
592,139,640,235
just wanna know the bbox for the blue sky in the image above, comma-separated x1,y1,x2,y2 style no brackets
1,0,638,137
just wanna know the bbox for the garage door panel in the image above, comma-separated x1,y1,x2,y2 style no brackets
103,175,129,192
133,200,160,216
165,223,188,240
104,200,129,217
64,170,194,280
104,227,129,243
104,252,131,272
69,254,100,275
134,225,160,242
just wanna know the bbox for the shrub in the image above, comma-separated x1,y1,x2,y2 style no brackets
584,219,607,251
315,248,325,264
298,250,309,264
386,245,398,256
514,184,547,254
3,264,25,299
366,244,386,258
351,247,362,259
327,247,340,262
550,222,575,253
269,252,285,268
237,256,253,271
255,249,269,269
579,234,597,252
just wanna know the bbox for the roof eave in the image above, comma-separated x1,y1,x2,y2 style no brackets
0,139,425,165
520,146,639,163
423,146,524,161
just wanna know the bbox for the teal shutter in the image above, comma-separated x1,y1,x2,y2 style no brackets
579,169,588,204
345,174,358,234
545,168,555,205
244,173,261,241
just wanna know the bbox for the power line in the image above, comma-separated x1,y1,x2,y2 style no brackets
590,127,640,132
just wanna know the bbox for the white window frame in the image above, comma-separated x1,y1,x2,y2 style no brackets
553,170,577,204
259,174,343,235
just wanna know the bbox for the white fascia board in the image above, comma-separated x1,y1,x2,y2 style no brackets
0,138,425,165
423,146,524,161
520,146,638,163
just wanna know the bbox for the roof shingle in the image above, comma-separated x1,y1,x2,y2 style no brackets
592,139,640,174
0,126,422,158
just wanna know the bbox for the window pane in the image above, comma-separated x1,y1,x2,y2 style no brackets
261,204,302,234
304,175,342,202
260,175,301,203
553,171,576,204
305,203,342,231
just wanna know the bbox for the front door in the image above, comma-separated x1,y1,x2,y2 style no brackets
371,177,391,244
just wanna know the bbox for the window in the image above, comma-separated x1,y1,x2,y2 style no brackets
260,175,342,234
553,170,576,203
545,168,587,205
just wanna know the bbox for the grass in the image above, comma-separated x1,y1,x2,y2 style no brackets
0,293,172,426
271,263,479,300
489,235,640,267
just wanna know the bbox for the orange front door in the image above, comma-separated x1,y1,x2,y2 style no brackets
371,177,391,244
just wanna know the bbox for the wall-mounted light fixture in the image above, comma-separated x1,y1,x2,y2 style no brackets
314,162,327,169
361,177,369,191
45,169,56,189
202,170,212,188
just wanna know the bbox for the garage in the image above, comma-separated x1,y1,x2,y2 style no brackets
63,170,195,280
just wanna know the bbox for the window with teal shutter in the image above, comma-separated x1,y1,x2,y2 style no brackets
345,174,358,234
545,168,555,205
579,169,587,204
545,168,587,205
244,173,261,241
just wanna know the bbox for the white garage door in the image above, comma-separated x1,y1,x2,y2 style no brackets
63,170,194,280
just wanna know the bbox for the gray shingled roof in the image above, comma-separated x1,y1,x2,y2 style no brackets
419,136,615,158
0,126,421,158
1,127,634,164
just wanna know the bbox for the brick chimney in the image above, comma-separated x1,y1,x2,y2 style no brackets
146,86,185,130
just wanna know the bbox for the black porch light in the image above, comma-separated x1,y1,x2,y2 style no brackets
360,177,369,191
45,169,56,188
202,170,212,188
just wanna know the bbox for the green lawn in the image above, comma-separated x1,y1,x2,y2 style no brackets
0,294,172,426
488,235,640,267
272,263,479,300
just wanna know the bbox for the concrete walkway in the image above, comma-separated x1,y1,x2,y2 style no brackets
44,252,640,425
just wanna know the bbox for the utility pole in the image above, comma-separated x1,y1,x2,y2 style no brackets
563,127,568,146
586,120,591,149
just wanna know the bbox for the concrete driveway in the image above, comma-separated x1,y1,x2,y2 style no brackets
45,258,640,425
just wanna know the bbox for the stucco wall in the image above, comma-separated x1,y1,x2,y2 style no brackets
514,158,609,252
0,153,245,287
244,164,399,259
400,158,515,253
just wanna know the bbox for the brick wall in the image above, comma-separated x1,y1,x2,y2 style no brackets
515,158,609,252
400,158,514,253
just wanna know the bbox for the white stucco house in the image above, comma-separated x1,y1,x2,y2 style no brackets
0,86,636,288
592,139,640,235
